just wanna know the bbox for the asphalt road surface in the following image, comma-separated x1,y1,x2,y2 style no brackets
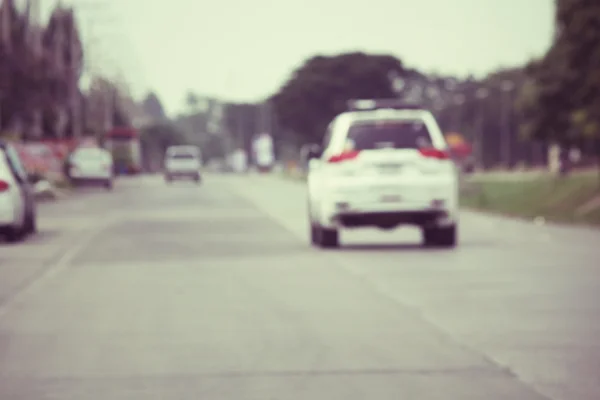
0,174,599,400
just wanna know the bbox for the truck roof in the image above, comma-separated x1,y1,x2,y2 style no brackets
166,145,200,155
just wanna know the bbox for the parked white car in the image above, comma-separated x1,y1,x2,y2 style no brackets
0,140,37,242
305,99,459,249
67,147,114,189
164,145,202,183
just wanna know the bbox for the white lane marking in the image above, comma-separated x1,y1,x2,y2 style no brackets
0,216,117,320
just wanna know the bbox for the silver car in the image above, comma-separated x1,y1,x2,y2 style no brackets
164,145,202,183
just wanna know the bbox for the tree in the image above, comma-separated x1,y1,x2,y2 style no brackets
36,5,84,139
0,1,85,139
517,0,600,169
268,51,543,169
202,133,228,161
82,76,133,136
174,97,231,154
142,92,166,120
139,122,188,171
0,0,138,146
185,91,199,113
434,67,534,168
271,52,407,144
557,0,600,156
140,122,187,149
43,6,83,89
111,92,131,128
0,0,44,132
223,102,259,152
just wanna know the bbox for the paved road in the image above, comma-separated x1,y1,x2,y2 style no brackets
0,174,598,400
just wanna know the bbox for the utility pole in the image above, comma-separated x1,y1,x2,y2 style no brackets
73,0,123,138
264,101,271,135
30,0,43,139
263,100,277,162
453,94,465,132
259,100,273,136
70,11,81,140
54,8,66,140
500,80,515,168
257,102,264,135
31,0,41,54
235,105,243,149
81,30,109,136
1,0,13,132
474,88,489,169
1,0,11,53
104,82,113,133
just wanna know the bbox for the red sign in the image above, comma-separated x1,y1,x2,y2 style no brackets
13,139,83,175
106,127,138,138
13,143,52,174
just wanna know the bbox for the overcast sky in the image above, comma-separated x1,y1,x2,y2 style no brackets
44,0,555,116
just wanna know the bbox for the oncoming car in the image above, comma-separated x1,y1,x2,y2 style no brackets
164,145,202,183
304,99,459,249
67,147,114,189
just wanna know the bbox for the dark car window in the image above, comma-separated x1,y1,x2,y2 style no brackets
346,120,433,150
169,153,196,159
72,149,106,160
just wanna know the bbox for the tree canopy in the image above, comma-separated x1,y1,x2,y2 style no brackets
266,51,538,168
185,91,200,112
142,92,166,120
517,0,600,149
270,52,407,144
187,1,599,171
223,102,259,149
139,122,188,171
0,0,131,140
81,76,132,136
265,6,599,169
140,122,187,148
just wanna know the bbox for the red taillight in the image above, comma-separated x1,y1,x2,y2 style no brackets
0,180,9,192
327,150,360,163
419,148,449,160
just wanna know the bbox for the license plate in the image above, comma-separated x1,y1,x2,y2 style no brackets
381,195,401,202
379,164,402,173
378,162,402,167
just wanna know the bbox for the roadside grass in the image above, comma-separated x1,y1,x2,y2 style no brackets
461,171,600,226
279,167,600,227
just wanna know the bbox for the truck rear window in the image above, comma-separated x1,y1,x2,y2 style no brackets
346,120,433,150
72,149,106,160
169,153,196,159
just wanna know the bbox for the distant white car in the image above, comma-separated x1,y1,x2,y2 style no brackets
305,99,459,249
164,145,202,183
0,140,37,242
68,147,114,189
